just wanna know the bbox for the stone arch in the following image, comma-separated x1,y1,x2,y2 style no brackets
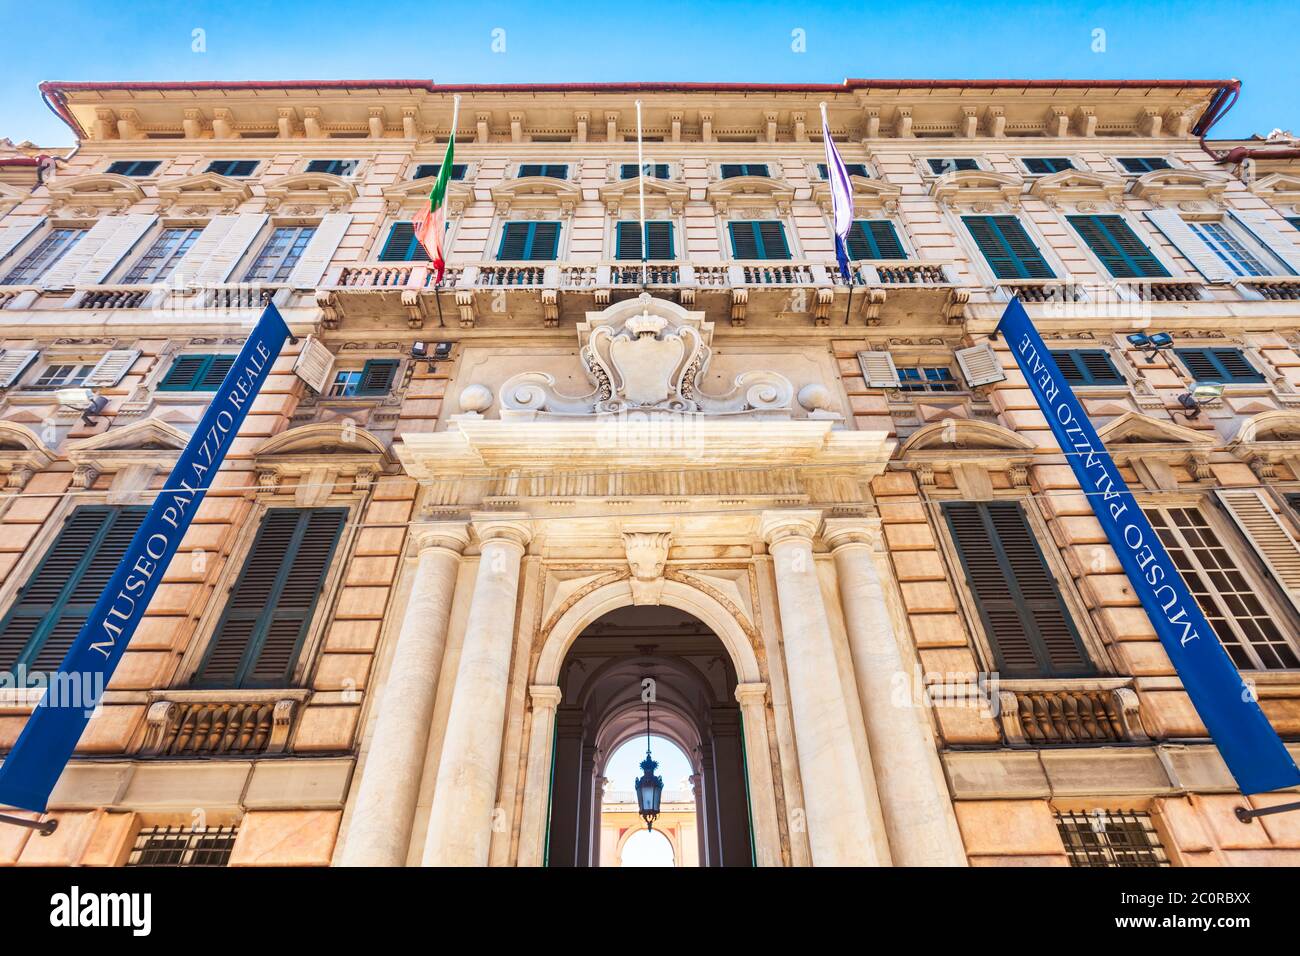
615,817,681,866
534,576,762,686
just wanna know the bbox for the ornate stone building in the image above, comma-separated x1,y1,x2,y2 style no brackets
1,78,1299,867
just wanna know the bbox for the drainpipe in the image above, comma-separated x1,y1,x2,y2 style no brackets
1194,80,1300,165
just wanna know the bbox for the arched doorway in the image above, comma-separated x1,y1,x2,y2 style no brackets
546,605,755,867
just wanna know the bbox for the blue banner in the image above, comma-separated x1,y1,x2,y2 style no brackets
998,297,1300,794
0,303,291,812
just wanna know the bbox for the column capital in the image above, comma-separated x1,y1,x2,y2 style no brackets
759,509,823,548
470,512,533,551
529,684,563,710
410,521,471,556
734,682,769,708
821,516,884,553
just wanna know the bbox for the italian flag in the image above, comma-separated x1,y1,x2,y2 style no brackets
413,128,456,285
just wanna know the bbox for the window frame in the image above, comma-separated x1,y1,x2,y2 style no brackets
156,353,238,392
120,225,205,285
1019,157,1077,176
1065,213,1172,279
925,157,984,176
844,218,910,261
613,220,676,261
816,162,871,180
726,219,793,261
327,358,401,398
105,160,162,177
1,227,87,285
959,213,1057,281
495,220,563,262
1113,157,1173,175
1172,346,1266,384
515,163,569,180
413,162,469,181
204,159,260,178
1186,217,1282,278
1051,348,1127,387
303,158,360,177
718,163,772,180
240,224,317,283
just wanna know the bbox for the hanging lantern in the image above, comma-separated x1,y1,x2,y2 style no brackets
634,694,663,830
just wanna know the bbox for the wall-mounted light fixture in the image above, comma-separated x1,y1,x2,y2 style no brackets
1127,331,1174,363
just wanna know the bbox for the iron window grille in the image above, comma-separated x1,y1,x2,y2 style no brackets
126,825,239,867
1054,810,1169,867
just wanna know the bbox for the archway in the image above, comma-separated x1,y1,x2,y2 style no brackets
545,605,755,867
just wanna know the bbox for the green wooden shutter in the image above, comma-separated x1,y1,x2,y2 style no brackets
756,221,790,260
728,222,760,259
928,158,980,174
1053,349,1124,386
846,220,906,260
498,223,531,260
720,164,769,179
524,222,560,261
379,222,429,262
963,215,1055,280
198,355,235,389
1023,157,1074,174
1119,157,1170,173
159,354,235,391
357,358,399,395
943,501,1091,678
621,163,669,179
518,164,567,179
195,508,346,688
618,222,673,260
0,506,148,678
1068,215,1169,278
1175,347,1264,383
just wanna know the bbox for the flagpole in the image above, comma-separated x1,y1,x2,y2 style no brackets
822,101,855,325
636,99,647,286
435,94,462,300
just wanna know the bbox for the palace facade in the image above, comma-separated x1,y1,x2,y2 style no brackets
1,78,1300,866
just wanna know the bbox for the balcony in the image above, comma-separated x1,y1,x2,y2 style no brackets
996,680,1149,747
319,257,964,329
140,689,310,757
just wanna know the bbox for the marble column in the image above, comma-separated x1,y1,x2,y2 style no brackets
516,685,562,867
421,513,532,867
761,509,890,866
734,682,784,867
823,518,968,866
339,522,468,867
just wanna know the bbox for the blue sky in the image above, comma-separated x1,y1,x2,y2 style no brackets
3,0,1296,145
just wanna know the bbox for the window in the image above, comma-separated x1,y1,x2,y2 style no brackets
194,508,346,688
0,506,147,681
497,222,560,261
1,228,86,284
962,215,1055,280
728,221,790,260
158,353,236,391
615,221,674,261
1053,349,1125,386
1055,811,1169,867
896,367,960,392
517,164,568,179
1117,157,1171,174
620,163,670,180
818,163,870,179
29,363,96,390
1067,215,1169,278
1146,506,1298,669
378,222,430,262
1173,347,1264,384
328,359,399,397
205,160,259,177
127,825,238,867
1186,220,1273,277
122,227,203,284
943,500,1091,677
845,220,906,260
1288,217,1300,232
927,158,980,174
1022,157,1075,175
719,164,770,179
106,160,161,177
304,159,358,176
241,226,316,282
414,163,467,181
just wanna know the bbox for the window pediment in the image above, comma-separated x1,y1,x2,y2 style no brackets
252,422,391,501
706,175,795,216
263,172,358,213
1130,169,1230,206
901,418,1035,455
0,421,56,489
930,169,1023,209
381,178,472,216
1027,170,1126,207
598,176,689,216
1248,173,1300,212
810,175,901,215
490,176,581,217
64,417,191,489
46,173,145,215
0,181,27,215
155,171,253,214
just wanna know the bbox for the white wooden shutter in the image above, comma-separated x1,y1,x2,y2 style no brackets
168,215,237,287
286,213,352,289
0,216,45,267
1144,208,1234,283
1232,211,1300,275
292,336,334,393
955,342,1006,387
0,349,39,388
39,217,123,289
82,349,142,388
1216,488,1300,613
856,350,900,387
74,214,157,285
194,213,268,285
